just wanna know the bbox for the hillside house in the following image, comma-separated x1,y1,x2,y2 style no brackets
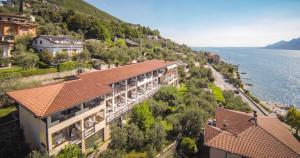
204,108,300,158
32,35,83,56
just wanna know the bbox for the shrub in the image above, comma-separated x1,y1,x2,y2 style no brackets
180,137,197,157
57,144,83,158
58,61,91,72
131,102,154,131
58,61,77,72
37,61,50,69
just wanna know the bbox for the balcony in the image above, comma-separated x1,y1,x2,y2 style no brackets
158,69,165,75
128,78,137,88
52,122,81,149
137,75,145,82
0,35,14,43
115,94,126,108
51,105,81,124
84,111,105,130
83,97,104,110
153,70,158,77
146,72,152,79
146,82,153,91
114,81,126,94
137,86,146,96
106,85,161,123
84,110,105,138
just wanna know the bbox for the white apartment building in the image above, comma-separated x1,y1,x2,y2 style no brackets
8,60,179,155
32,35,83,56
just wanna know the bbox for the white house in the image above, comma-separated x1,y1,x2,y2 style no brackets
32,35,83,56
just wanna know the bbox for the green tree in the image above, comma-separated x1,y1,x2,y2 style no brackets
16,53,39,70
26,150,49,158
114,38,126,47
180,108,207,137
146,121,166,151
154,86,179,106
286,107,300,136
55,51,69,63
126,124,145,150
149,99,168,117
57,144,82,158
110,125,128,150
39,50,53,64
131,102,154,131
73,50,91,62
180,137,197,157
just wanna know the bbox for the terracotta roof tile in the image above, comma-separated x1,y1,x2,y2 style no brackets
7,60,173,118
79,59,175,84
204,107,300,158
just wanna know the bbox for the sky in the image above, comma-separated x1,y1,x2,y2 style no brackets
86,0,300,47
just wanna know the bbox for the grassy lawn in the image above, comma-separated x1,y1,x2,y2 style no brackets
177,84,187,96
0,106,16,117
0,67,58,79
208,83,225,103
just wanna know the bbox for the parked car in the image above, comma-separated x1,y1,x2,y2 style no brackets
234,90,239,94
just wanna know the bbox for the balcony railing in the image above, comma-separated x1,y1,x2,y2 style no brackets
128,81,137,88
51,106,81,124
52,123,81,149
106,85,160,123
84,97,104,110
0,35,14,42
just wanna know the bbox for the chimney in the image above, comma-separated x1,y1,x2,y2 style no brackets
19,0,24,15
248,110,258,125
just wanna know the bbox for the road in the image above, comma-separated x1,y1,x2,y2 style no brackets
206,65,268,116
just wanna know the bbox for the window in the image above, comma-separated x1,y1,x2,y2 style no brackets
35,40,37,44
40,40,42,44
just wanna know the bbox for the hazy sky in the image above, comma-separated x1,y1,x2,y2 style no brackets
86,0,300,47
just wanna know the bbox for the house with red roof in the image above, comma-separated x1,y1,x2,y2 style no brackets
7,60,179,155
204,107,300,158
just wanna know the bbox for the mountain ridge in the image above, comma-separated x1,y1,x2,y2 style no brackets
265,37,300,50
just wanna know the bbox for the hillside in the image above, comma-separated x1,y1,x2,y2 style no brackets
0,0,204,67
48,0,121,22
265,37,300,50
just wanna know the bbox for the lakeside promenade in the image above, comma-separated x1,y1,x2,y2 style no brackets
206,64,268,116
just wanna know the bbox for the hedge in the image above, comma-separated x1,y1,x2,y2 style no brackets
58,61,92,72
0,67,58,79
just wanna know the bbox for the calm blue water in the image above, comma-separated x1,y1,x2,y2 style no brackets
193,47,300,107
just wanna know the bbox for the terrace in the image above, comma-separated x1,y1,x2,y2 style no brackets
50,97,104,125
114,81,126,94
52,122,81,149
128,77,137,88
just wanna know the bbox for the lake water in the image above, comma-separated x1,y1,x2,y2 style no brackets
193,47,300,107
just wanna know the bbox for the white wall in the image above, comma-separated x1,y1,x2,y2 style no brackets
19,105,47,149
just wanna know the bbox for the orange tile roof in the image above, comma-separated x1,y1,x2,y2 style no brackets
204,107,300,158
8,60,174,118
79,59,175,84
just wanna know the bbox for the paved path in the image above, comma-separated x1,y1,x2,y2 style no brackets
206,65,268,116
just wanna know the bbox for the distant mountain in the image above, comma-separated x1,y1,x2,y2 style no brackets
265,37,300,50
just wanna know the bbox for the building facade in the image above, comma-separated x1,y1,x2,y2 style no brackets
0,13,37,59
32,35,83,56
8,60,179,155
